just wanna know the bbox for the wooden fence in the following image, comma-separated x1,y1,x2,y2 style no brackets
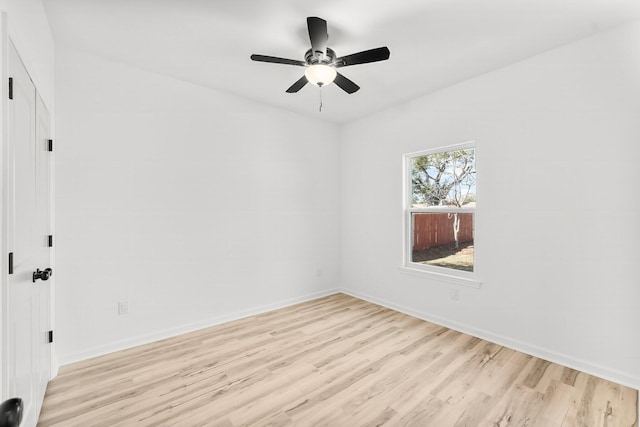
413,213,474,250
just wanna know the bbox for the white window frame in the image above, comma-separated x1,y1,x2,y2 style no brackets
400,141,481,288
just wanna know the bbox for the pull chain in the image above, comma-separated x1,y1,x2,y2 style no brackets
319,86,323,112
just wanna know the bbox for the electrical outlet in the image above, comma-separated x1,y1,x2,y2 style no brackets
450,289,460,301
118,301,129,315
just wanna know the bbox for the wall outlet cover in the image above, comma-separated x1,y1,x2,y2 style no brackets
118,301,129,315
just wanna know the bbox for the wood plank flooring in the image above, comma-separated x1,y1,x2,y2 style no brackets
38,294,638,426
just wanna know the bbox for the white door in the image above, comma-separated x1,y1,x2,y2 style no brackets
6,40,52,427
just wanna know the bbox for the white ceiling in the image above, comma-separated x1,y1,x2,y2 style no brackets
43,0,640,124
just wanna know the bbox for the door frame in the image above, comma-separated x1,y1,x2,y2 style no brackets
0,10,10,400
0,11,56,401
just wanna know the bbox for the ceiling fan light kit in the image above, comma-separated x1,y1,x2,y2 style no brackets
251,16,390,105
305,64,337,86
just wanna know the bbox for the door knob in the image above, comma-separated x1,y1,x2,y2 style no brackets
32,268,53,283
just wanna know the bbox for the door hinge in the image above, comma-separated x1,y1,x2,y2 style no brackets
48,330,54,343
48,235,54,247
8,252,13,274
8,77,13,100
48,139,53,152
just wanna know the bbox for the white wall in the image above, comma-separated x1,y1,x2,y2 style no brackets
340,22,640,388
55,47,341,364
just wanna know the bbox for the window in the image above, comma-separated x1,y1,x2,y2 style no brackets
402,142,479,287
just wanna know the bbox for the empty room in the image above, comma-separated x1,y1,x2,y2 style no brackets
1,0,639,426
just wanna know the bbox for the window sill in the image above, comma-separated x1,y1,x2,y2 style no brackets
399,266,482,289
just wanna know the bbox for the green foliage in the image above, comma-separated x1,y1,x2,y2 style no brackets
411,148,476,207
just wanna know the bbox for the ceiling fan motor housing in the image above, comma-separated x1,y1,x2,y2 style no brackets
305,48,336,66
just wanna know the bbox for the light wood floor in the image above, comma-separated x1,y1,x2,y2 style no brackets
38,294,638,426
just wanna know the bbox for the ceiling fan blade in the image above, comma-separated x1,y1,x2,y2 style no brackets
335,47,390,68
307,17,328,56
286,76,309,93
250,54,305,67
333,72,360,94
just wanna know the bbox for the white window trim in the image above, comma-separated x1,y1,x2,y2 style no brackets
401,141,481,288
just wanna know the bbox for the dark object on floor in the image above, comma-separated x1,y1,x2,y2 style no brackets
0,398,23,427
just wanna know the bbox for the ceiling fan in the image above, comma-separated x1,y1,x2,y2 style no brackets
250,17,390,94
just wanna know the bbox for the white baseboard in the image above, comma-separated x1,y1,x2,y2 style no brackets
58,286,639,394
340,288,640,391
59,288,341,366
